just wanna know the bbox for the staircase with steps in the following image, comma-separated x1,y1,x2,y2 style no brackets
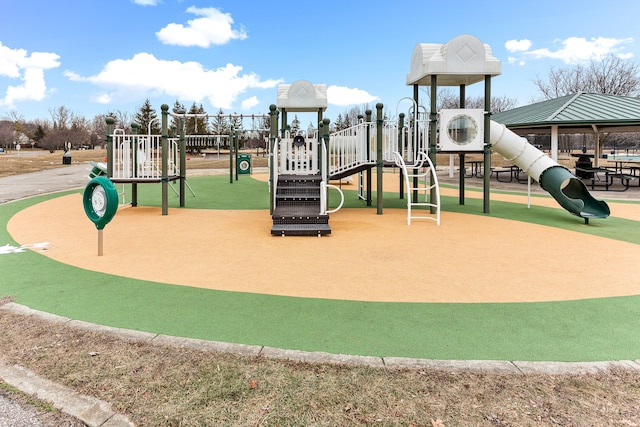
271,174,331,236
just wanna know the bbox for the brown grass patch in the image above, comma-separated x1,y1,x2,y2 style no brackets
1,306,640,426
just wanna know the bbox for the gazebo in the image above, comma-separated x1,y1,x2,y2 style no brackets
493,92,640,166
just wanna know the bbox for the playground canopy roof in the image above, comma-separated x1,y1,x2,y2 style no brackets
492,92,640,135
406,34,502,87
277,80,328,112
493,92,640,164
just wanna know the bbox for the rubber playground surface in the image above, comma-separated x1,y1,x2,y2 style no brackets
3,171,640,362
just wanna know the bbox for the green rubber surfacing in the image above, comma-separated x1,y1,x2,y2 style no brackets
1,175,640,362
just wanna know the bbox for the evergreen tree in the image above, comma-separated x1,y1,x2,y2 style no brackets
211,108,230,136
171,100,186,136
134,99,160,135
290,114,301,136
184,103,208,134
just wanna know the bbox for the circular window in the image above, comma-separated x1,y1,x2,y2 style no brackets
446,114,478,146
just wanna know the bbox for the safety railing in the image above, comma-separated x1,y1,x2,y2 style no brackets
111,133,180,180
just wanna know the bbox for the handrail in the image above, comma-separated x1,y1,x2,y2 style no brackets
320,181,345,214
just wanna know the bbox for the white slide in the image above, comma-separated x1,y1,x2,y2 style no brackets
489,121,610,221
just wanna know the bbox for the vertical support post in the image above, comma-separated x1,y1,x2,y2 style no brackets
179,111,186,207
234,129,239,182
269,104,278,215
483,75,492,214
459,84,466,206
429,77,438,213
318,108,324,174
161,104,169,216
376,103,384,215
398,112,405,200
229,126,234,184
105,117,114,178
365,109,372,206
322,118,330,203
281,109,288,138
98,229,103,257
130,123,138,207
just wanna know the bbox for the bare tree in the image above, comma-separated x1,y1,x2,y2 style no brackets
420,88,518,112
533,55,640,99
49,105,71,130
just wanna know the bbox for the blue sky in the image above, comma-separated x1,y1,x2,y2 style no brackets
1,0,639,123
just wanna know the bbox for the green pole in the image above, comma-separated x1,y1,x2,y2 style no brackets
130,123,138,207
429,76,438,214
161,104,169,215
322,118,330,205
318,108,324,174
179,111,186,207
365,109,372,206
105,117,114,178
398,112,405,200
483,75,492,214
376,103,384,215
459,84,466,206
228,128,232,183
269,104,278,215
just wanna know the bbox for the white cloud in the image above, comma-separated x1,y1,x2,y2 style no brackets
65,52,282,109
241,96,259,110
505,39,532,53
156,6,247,48
525,36,634,64
327,85,378,106
0,42,60,107
131,0,160,5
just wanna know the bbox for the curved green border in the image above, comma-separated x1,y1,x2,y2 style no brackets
2,176,640,362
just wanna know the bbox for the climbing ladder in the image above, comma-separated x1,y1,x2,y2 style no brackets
393,151,441,225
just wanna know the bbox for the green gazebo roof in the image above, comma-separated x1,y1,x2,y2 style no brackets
493,92,640,134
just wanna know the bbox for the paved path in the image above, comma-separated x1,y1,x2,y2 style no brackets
0,165,90,204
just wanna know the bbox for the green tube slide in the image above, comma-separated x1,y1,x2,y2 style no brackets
538,165,610,220
490,120,610,221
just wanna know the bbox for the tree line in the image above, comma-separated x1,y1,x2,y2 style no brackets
2,54,639,151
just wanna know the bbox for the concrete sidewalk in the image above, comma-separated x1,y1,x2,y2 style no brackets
0,164,90,204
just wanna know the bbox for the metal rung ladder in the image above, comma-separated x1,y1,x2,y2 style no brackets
393,151,441,226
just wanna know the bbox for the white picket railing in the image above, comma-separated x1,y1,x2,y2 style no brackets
111,133,180,180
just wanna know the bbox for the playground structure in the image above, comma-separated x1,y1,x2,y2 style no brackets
103,34,610,231
104,107,269,215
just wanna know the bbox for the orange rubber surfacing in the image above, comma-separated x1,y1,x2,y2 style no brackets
8,193,640,303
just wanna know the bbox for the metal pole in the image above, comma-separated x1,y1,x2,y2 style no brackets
130,123,138,207
365,109,372,206
376,103,384,215
398,112,405,199
429,76,438,213
105,117,114,178
161,104,169,215
459,84,466,206
229,127,234,184
269,104,278,215
179,111,186,207
483,75,492,213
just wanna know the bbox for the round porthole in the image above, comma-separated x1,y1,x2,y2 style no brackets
446,114,479,146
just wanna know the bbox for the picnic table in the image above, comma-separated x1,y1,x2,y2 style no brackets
575,166,639,191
